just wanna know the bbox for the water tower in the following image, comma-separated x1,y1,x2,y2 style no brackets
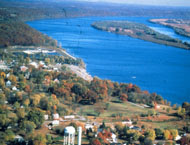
64,126,75,145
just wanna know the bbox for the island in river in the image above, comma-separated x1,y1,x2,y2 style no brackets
149,19,190,38
91,20,190,50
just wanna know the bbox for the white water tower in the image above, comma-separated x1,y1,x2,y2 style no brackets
64,126,75,145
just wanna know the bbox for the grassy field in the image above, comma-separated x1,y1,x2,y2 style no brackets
77,100,152,118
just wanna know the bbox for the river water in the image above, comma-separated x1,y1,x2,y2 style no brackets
27,16,190,105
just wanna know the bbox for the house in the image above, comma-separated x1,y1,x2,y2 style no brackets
6,80,11,87
12,86,18,91
29,62,38,68
122,119,132,125
14,135,24,143
52,120,60,126
175,135,181,141
44,115,49,120
39,61,45,66
85,124,94,130
6,73,10,78
53,113,59,120
54,78,60,83
20,66,28,72
64,115,75,120
25,72,30,79
105,133,118,143
155,105,161,109
110,133,117,143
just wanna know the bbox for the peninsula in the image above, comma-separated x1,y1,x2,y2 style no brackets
91,20,190,50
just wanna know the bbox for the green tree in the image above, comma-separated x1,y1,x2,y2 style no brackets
16,108,25,119
177,107,186,118
27,109,44,128
46,134,53,144
145,129,156,141
4,129,15,142
33,134,47,145
126,129,141,142
22,121,36,134
166,108,170,113
144,138,153,145
155,128,164,139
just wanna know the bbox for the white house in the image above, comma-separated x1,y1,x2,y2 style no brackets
6,80,11,87
14,135,24,143
6,73,10,78
111,133,117,143
175,135,181,141
54,78,60,83
122,119,132,125
12,86,18,91
106,133,117,143
44,115,49,120
52,120,60,126
85,124,94,130
53,113,59,120
20,66,28,72
39,61,45,66
64,115,75,120
29,62,38,68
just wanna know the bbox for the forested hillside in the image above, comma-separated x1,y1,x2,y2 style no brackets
0,20,57,48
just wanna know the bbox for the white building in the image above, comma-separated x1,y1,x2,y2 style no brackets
6,80,11,87
175,135,181,141
85,124,94,130
12,86,18,91
54,78,60,83
122,119,132,125
20,66,28,72
29,62,38,68
52,120,60,126
53,113,60,120
14,135,24,143
64,115,75,120
44,115,49,120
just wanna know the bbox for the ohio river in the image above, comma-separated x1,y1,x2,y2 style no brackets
27,16,190,105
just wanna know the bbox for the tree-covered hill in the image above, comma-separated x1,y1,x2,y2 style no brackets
0,20,57,48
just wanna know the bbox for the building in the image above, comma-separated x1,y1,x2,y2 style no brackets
20,66,28,72
12,86,18,91
122,119,132,125
6,80,11,87
52,120,60,126
53,113,59,120
14,135,24,143
107,133,117,143
64,115,75,120
85,124,94,130
29,62,38,68
44,115,49,120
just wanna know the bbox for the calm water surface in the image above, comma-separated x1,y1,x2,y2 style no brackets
27,17,190,104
